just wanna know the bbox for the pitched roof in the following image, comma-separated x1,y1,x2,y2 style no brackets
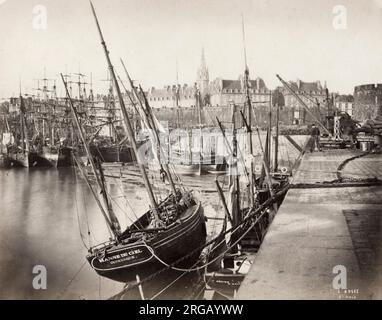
289,80,324,92
147,85,196,99
335,94,354,102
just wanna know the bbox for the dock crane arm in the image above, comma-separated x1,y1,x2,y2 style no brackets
276,74,332,137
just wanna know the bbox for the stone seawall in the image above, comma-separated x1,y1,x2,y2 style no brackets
152,105,296,128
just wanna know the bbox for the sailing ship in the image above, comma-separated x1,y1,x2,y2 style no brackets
7,96,46,168
204,94,289,298
0,114,11,168
41,143,73,167
0,153,10,168
88,73,136,164
36,79,74,167
168,86,227,176
68,2,207,283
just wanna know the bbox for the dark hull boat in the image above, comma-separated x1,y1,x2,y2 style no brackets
90,145,135,163
41,146,73,167
67,2,209,288
203,162,228,175
204,179,289,299
87,193,206,283
0,154,11,168
239,178,289,250
171,163,227,176
57,146,73,167
8,150,45,168
205,271,246,300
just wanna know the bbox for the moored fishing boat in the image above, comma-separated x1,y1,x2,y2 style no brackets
41,145,73,167
90,144,135,163
0,121,11,168
7,96,47,168
8,148,44,168
87,190,206,282
0,153,10,168
203,19,291,298
66,2,207,283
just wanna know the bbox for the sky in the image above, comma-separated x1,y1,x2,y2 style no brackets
0,0,382,99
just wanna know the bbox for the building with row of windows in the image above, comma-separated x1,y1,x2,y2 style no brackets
144,50,331,124
334,94,354,117
145,50,272,110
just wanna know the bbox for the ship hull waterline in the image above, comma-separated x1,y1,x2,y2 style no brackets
41,146,73,167
87,202,207,283
8,151,47,168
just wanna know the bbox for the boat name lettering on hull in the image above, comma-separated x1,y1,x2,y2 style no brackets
92,245,153,270
98,248,143,263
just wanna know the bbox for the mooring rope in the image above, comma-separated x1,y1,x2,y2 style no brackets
336,151,372,182
142,219,256,273
122,187,288,294
290,150,382,188
72,164,90,250
149,262,197,300
57,260,87,299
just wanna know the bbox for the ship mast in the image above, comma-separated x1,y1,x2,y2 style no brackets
173,61,184,160
20,96,30,154
230,103,241,227
90,2,162,224
196,83,203,176
242,14,255,207
19,81,30,155
61,73,121,238
120,59,178,197
175,61,181,145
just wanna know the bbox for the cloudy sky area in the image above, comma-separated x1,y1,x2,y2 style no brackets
0,0,382,98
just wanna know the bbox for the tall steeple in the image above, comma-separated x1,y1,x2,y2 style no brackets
201,47,206,71
197,47,209,99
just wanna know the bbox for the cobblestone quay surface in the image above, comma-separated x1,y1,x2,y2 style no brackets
237,149,382,299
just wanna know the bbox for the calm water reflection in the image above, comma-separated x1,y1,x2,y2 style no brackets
1,168,125,299
0,167,220,300
0,136,305,299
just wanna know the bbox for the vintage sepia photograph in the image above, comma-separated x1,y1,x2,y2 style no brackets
0,0,381,303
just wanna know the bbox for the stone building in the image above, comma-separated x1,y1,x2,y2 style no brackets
144,49,269,110
334,94,354,117
145,49,207,109
209,76,269,107
278,80,328,124
144,50,329,127
146,84,198,109
353,84,382,121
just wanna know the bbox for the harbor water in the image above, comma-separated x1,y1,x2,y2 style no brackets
0,135,308,299
0,166,223,299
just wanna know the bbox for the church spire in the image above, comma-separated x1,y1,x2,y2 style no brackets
201,47,206,69
197,47,209,99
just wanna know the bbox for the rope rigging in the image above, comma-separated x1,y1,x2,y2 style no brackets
72,161,91,250
203,106,250,185
121,184,288,294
